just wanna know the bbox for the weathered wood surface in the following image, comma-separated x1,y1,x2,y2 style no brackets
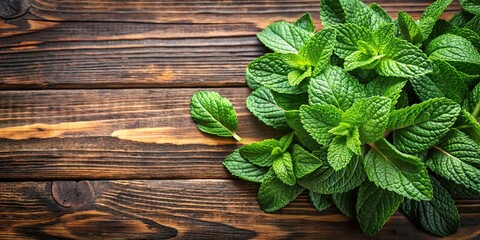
0,0,460,89
1,180,479,239
0,0,478,239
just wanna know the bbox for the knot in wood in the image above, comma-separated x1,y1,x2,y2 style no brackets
52,181,95,209
0,0,30,20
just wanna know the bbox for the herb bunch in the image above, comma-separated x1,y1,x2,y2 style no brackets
190,0,480,236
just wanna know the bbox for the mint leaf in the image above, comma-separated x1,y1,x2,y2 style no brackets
298,154,366,194
328,135,355,171
190,91,240,140
257,21,313,53
465,15,480,35
279,132,294,151
240,139,281,167
333,23,374,59
295,13,315,33
455,109,480,142
388,98,461,153
285,110,321,151
400,176,460,237
273,152,296,186
463,83,480,117
247,87,289,129
310,191,333,212
248,53,308,94
410,60,468,104
258,170,305,212
450,11,475,27
332,188,357,218
365,138,433,201
288,68,312,86
246,68,261,90
343,48,382,71
339,0,387,30
398,11,423,45
300,104,343,145
369,3,393,23
419,0,453,38
299,29,337,68
460,0,480,15
342,96,391,143
308,65,365,111
426,34,480,66
292,144,322,178
320,0,345,27
272,92,308,110
356,180,403,236
437,175,480,198
346,127,362,155
223,149,269,183
365,76,407,110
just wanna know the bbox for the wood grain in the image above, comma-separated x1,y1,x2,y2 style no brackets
0,88,285,180
0,180,478,239
0,0,461,89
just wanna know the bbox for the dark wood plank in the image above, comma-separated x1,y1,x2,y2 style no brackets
0,180,478,239
0,88,286,180
0,0,461,89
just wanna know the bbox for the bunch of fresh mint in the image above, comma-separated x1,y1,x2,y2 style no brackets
190,0,480,236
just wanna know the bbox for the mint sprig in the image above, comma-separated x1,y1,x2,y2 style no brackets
190,0,480,236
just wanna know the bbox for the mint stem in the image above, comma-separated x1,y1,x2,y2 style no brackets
232,132,242,142
472,101,480,119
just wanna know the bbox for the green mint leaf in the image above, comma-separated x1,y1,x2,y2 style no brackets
450,11,475,27
298,154,366,194
272,91,309,111
365,76,407,110
279,132,295,151
339,0,387,30
240,139,281,167
258,170,305,212
455,109,480,142
344,50,382,71
273,152,296,186
247,87,289,129
376,37,433,78
300,104,343,145
285,110,322,151
292,144,322,178
257,21,313,53
223,149,269,183
463,83,480,117
460,0,480,15
332,188,357,218
410,60,468,104
388,98,461,153
419,0,453,38
369,3,393,23
320,0,345,27
398,11,423,45
426,34,480,66
283,53,310,69
310,191,333,212
295,13,315,33
437,175,480,198
288,68,312,86
400,176,460,237
246,68,261,90
357,180,403,236
328,135,355,171
299,29,337,68
190,91,240,140
365,138,433,201
248,53,308,94
346,127,362,155
308,65,365,111
465,15,480,35
342,96,391,143
333,23,374,59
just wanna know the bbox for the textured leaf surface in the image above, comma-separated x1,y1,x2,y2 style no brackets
257,21,312,53
455,109,480,142
320,0,345,27
426,34,480,65
328,136,354,171
295,13,315,33
332,189,357,218
248,53,308,94
463,83,480,116
246,68,261,90
285,111,321,151
419,0,453,38
333,23,373,58
223,149,269,183
365,138,433,201
190,91,239,139
388,98,461,153
310,192,333,212
365,77,406,109
370,3,392,23
426,129,480,192
300,104,343,145
298,154,366,194
460,0,480,15
299,29,337,67
401,176,460,237
273,152,296,186
272,92,308,111
258,170,305,212
398,11,423,44
308,65,365,111
339,0,387,30
247,87,288,129
437,175,480,198
357,181,403,236
240,139,280,167
292,144,322,178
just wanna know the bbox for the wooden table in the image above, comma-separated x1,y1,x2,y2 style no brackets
0,0,478,239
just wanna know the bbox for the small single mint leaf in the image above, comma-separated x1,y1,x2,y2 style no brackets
320,0,345,27
273,152,296,186
327,135,354,171
240,139,281,167
295,13,315,33
246,87,289,129
223,149,269,183
257,21,313,53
